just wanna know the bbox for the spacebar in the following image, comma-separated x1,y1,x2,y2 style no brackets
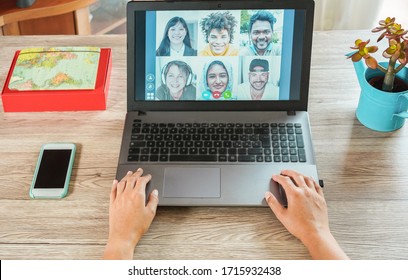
169,155,217,162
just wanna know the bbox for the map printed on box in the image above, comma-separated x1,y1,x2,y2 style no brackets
8,47,100,91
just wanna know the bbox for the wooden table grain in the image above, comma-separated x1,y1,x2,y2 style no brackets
0,32,407,260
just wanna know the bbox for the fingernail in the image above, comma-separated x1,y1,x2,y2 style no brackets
137,168,142,172
152,189,158,197
127,171,132,175
112,179,118,184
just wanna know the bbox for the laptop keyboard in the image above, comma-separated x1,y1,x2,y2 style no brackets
128,120,306,163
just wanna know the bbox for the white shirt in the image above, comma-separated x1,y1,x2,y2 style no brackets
169,44,185,57
236,83,279,100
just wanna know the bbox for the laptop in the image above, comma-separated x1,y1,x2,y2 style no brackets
116,0,318,206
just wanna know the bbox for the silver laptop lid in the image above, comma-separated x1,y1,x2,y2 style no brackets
126,0,315,112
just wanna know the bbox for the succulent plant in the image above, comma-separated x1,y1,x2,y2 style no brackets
347,17,408,92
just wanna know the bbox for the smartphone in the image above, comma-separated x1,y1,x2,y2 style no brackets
29,143,76,199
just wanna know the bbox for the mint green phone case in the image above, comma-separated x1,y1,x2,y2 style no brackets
29,143,76,199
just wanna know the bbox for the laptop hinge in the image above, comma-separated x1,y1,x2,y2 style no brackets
137,111,146,116
287,110,296,116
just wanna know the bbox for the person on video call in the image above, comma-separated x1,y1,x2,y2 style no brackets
156,60,196,101
102,169,349,260
198,11,239,56
237,59,279,100
240,10,279,56
201,60,234,100
156,16,197,56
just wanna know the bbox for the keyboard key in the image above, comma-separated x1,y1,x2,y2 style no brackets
238,148,247,155
218,155,227,162
248,148,263,155
298,149,307,162
128,148,140,155
170,155,217,162
130,141,146,148
156,141,165,147
296,135,305,148
195,141,204,148
131,135,144,140
252,141,261,148
159,155,169,161
150,155,159,161
128,155,139,161
238,155,255,162
160,148,169,154
218,148,227,154
228,155,237,162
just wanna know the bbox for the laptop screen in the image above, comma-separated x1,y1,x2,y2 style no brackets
127,1,314,111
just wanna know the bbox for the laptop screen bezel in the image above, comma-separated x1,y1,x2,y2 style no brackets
126,0,314,112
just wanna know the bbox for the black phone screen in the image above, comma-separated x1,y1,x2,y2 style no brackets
34,149,72,189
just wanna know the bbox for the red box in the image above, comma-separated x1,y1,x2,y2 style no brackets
1,48,112,112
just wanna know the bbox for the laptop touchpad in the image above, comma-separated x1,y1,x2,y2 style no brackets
163,167,221,198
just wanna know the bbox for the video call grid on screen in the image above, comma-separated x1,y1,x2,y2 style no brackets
134,9,306,102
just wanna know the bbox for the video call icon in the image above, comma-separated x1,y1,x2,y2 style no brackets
146,74,155,83
146,92,155,100
146,83,155,91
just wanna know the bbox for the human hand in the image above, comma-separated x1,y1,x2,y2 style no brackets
103,168,159,259
265,170,348,259
265,169,329,243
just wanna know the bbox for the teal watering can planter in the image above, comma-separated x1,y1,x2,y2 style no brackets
352,60,408,132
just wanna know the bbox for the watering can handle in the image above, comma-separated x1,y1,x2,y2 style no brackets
394,93,408,119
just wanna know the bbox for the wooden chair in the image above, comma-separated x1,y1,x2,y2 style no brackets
0,0,97,35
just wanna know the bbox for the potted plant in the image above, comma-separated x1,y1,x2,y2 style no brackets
347,17,408,132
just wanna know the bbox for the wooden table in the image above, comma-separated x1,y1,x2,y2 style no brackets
0,0,96,35
0,32,407,260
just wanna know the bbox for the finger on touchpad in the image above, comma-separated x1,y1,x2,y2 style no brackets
163,167,221,198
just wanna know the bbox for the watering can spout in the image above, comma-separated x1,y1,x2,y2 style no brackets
346,52,367,88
